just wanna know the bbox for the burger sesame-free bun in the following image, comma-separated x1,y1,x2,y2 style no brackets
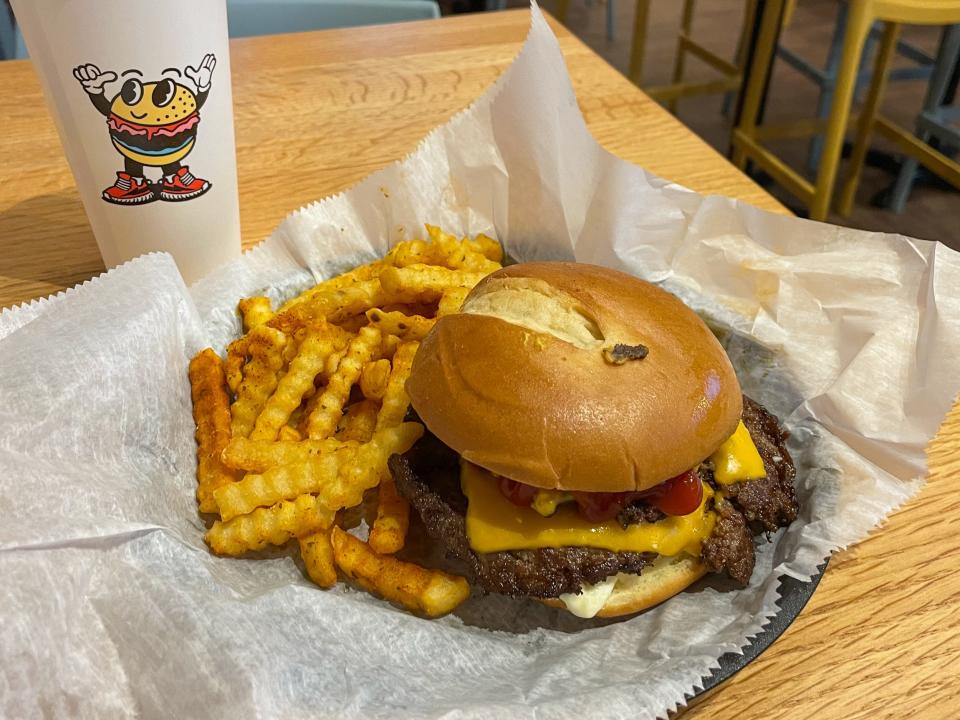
406,262,742,492
541,554,708,617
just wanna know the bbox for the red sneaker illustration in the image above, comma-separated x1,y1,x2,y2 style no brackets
102,172,156,205
160,167,211,202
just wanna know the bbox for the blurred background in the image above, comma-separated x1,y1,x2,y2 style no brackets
2,0,957,249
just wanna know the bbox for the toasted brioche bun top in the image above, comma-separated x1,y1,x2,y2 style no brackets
406,262,743,492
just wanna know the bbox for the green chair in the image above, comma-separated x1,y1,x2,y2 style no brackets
227,0,440,38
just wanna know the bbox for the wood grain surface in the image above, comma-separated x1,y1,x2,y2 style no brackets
0,9,957,719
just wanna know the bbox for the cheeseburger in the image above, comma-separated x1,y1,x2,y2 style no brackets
389,262,798,618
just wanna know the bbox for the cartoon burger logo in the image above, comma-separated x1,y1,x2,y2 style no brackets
72,54,217,205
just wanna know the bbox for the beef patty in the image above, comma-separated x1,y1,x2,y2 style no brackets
390,394,798,598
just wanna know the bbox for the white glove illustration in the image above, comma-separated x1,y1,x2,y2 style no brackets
185,53,217,93
72,64,117,94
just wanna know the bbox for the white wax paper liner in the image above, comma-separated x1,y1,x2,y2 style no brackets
2,4,958,719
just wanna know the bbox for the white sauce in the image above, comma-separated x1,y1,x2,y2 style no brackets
559,576,618,618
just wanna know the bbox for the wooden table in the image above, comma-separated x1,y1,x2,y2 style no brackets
0,9,957,719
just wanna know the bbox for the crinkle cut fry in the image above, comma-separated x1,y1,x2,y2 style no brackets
335,399,379,442
378,264,486,299
299,528,337,588
249,323,347,441
270,279,397,334
215,446,354,521
365,308,435,341
358,359,391,401
423,225,502,273
215,423,422,521
320,423,423,511
230,325,287,438
437,287,469,317
465,232,502,263
224,335,249,396
238,296,274,331
383,239,433,268
331,527,469,617
221,436,354,473
278,262,383,314
189,349,238,514
377,341,419,430
206,494,334,556
368,475,410,554
305,326,382,439
278,426,302,442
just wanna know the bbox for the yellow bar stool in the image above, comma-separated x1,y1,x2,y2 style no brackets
629,0,760,112
733,0,960,222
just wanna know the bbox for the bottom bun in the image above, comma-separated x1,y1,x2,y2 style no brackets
541,554,708,618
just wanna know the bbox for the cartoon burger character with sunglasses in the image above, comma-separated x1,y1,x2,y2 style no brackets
72,54,217,205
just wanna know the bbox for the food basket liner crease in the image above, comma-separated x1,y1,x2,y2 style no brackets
1,4,958,719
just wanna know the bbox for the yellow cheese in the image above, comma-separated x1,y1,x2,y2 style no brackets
461,462,715,555
531,489,572,517
709,420,766,485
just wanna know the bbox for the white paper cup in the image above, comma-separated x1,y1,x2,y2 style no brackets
11,0,241,284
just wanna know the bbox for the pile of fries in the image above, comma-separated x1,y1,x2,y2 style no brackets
188,226,502,617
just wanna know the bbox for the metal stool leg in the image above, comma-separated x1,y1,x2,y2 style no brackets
667,0,697,114
607,0,616,41
722,0,759,117
628,0,651,85
889,24,960,213
838,22,900,217
733,0,786,170
807,2,848,174
809,0,872,221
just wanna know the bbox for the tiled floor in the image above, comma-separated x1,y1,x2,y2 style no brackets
505,0,959,250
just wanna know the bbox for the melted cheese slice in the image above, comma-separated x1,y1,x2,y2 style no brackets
461,462,715,555
709,420,766,485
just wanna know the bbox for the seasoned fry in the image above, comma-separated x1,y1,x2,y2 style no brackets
437,286,469,317
359,358,391,400
271,279,390,333
331,527,470,617
377,341,419,430
216,422,420,520
215,446,354,520
335,399,379,443
278,426,302,442
320,423,423,510
299,528,338,588
466,232,503,263
322,346,350,381
221,436,352,472
249,324,347,441
380,333,401,359
305,326,382,439
238,296,274,331
365,308,435,341
230,325,287,438
224,336,249,395
424,224,501,273
368,476,410,555
334,314,370,334
278,262,383,314
206,493,334,556
378,264,485,299
383,239,433,268
385,228,502,272
189,349,238,513
190,228,504,613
